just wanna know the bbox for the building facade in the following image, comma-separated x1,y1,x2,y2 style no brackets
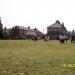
47,20,69,39
8,26,43,39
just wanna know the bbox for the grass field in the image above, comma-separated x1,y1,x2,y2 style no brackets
0,40,75,75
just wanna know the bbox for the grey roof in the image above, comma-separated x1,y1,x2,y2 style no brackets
15,26,29,30
47,22,62,28
15,26,36,32
33,28,44,35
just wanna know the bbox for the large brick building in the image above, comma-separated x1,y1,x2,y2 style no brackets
8,26,44,39
47,20,69,39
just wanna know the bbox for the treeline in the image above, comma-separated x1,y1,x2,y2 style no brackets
0,18,9,39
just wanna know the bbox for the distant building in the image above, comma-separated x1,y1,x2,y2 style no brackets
8,26,44,39
47,20,69,39
33,28,44,39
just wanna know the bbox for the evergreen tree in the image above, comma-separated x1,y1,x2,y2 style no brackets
3,27,9,39
0,17,3,39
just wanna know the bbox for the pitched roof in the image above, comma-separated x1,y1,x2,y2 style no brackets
15,26,29,30
33,28,44,35
15,26,36,32
47,22,62,28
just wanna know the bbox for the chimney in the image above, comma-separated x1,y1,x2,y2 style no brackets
56,20,60,24
61,22,65,27
34,27,37,30
28,26,30,29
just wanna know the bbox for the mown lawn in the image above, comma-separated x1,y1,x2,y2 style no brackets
0,40,75,75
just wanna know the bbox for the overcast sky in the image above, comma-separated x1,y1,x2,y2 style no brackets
0,0,75,33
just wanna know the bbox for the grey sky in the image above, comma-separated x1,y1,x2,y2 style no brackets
0,0,75,33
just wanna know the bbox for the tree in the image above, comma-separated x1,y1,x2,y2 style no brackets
0,17,3,39
3,27,9,39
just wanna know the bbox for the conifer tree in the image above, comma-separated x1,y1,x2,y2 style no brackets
0,17,3,39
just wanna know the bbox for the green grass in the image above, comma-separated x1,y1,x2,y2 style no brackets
0,40,75,75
